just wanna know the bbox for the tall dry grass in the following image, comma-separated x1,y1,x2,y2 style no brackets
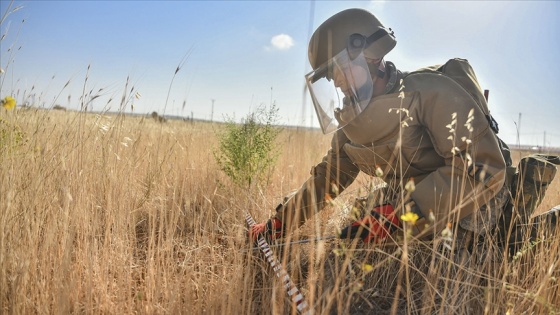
1,108,559,314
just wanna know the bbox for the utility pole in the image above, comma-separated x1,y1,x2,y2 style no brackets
211,99,215,122
516,112,522,148
543,130,547,150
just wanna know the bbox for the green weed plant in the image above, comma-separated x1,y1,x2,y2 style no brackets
0,116,26,154
214,104,281,189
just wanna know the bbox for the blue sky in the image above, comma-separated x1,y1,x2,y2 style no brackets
1,0,559,147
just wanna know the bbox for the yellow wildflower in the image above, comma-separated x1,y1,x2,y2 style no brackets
332,248,344,257
361,263,373,273
400,211,419,224
1,96,16,110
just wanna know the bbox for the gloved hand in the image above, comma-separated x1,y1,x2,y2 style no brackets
340,204,401,243
249,218,283,242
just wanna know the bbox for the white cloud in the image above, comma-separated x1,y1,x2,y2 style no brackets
270,34,294,50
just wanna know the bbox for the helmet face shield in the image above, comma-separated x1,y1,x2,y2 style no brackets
305,49,374,134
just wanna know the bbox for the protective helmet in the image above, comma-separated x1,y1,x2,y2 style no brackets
306,8,396,133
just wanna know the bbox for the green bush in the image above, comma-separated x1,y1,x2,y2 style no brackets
214,104,281,189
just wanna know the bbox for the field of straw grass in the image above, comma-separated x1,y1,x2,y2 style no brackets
1,108,559,314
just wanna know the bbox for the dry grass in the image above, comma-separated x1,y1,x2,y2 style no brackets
1,108,559,314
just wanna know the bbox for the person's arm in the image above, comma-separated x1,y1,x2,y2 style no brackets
273,129,360,233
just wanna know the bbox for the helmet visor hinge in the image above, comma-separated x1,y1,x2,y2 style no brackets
347,28,393,60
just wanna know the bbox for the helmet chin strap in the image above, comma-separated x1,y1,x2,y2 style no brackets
371,59,400,95
382,61,400,94
376,60,386,79
376,59,386,79
367,59,387,96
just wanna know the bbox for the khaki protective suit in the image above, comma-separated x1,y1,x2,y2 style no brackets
274,60,507,239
